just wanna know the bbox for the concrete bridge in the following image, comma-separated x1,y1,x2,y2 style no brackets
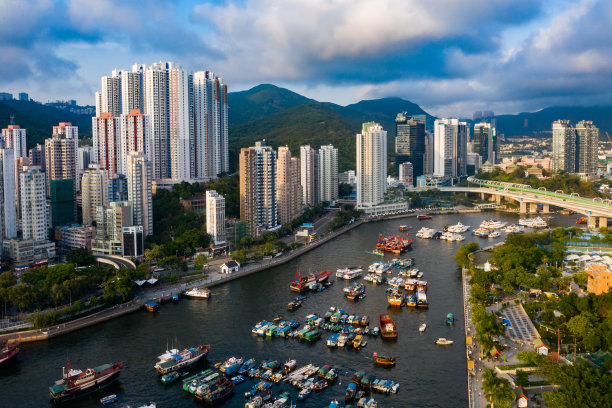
94,254,136,269
416,177,612,228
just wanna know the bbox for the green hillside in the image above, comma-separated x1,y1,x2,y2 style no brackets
0,100,92,148
345,97,435,133
228,84,314,125
229,103,360,172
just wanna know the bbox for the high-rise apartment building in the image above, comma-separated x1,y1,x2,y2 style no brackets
167,66,192,181
433,118,468,178
300,145,318,207
101,73,121,117
239,141,278,237
0,150,17,241
20,166,47,242
206,190,226,246
552,120,576,173
121,68,144,114
29,144,45,168
1,125,27,159
193,71,229,179
92,113,121,178
45,123,78,197
276,146,302,225
126,152,153,236
395,113,425,184
473,122,497,164
318,144,338,203
120,109,151,175
81,164,109,225
575,120,599,177
109,174,128,202
398,162,413,184
356,122,387,208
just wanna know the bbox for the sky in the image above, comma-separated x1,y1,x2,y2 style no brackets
1,0,612,117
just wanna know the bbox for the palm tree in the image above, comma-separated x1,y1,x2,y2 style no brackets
491,378,515,408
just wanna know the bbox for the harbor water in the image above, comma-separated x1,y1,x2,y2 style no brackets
0,212,577,408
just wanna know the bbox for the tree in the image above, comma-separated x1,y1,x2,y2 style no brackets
65,248,95,266
514,370,529,387
454,242,479,267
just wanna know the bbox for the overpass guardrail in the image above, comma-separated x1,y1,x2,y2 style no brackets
466,177,612,210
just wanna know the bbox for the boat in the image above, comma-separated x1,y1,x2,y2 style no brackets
239,359,257,375
480,220,506,229
345,283,365,301
416,289,429,308
219,357,244,376
326,333,339,347
446,313,455,325
154,345,211,375
283,359,297,373
317,365,331,379
336,266,363,280
446,222,470,233
375,233,413,254
387,291,403,307
365,398,379,408
144,302,159,312
136,404,156,408
488,230,501,238
184,287,211,298
49,361,124,403
379,314,398,339
419,323,427,333
0,340,20,366
416,227,437,239
417,214,432,220
399,225,409,231
372,250,384,257
160,371,180,384
100,394,119,405
197,377,234,404
172,294,179,302
325,368,338,382
337,334,347,347
576,216,588,225
372,352,395,366
230,375,246,384
287,299,302,311
472,228,489,238
502,224,524,234
290,270,332,292
329,400,340,408
345,383,357,403
405,294,417,307
298,385,313,401
353,334,364,349
435,338,454,345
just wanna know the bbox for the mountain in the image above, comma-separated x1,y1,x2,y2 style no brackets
475,106,612,138
0,100,92,148
229,103,360,172
345,97,434,131
228,84,314,125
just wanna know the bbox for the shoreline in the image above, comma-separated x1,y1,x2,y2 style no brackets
2,206,487,343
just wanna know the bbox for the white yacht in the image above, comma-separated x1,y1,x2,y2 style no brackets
480,220,506,230
419,323,427,333
184,287,210,298
502,224,524,234
488,230,501,238
336,266,363,279
447,222,470,233
531,217,548,228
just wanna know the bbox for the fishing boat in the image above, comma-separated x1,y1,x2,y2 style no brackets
100,394,119,405
144,302,159,312
372,352,395,366
283,359,297,373
0,340,20,366
337,334,347,347
419,323,427,333
435,338,454,345
446,313,455,325
326,333,339,347
376,233,413,254
154,345,211,375
576,216,588,224
230,375,246,384
353,334,364,349
387,291,403,307
345,383,357,403
372,250,384,257
345,283,365,301
417,214,432,220
160,371,180,384
184,287,210,298
399,225,409,231
219,357,244,376
49,361,124,403
416,289,429,308
405,293,417,307
329,400,340,408
379,314,398,339
290,270,332,292
197,377,234,404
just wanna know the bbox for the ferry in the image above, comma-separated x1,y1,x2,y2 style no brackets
184,287,210,298
379,314,398,339
435,338,454,345
290,270,332,292
336,266,363,280
0,340,20,367
49,362,124,403
144,302,159,312
372,352,395,366
154,345,211,375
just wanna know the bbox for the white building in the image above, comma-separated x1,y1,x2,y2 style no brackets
1,125,27,159
552,120,576,173
121,68,144,114
81,164,109,226
100,73,121,117
120,109,151,174
356,122,387,208
168,66,192,181
434,118,467,178
300,145,318,207
20,166,47,242
206,190,226,246
126,152,153,236
92,113,121,178
318,144,338,203
0,149,17,244
399,162,413,184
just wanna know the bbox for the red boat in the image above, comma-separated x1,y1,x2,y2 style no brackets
0,340,20,366
417,214,432,220
375,233,413,254
49,361,124,402
379,314,398,339
290,270,332,292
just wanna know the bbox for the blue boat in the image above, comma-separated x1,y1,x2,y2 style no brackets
297,387,312,401
329,401,340,408
446,313,455,325
345,382,357,403
100,394,118,405
238,359,257,375
231,375,246,384
244,388,258,399
172,294,179,302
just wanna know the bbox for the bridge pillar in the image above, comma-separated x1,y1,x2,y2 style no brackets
480,192,485,200
599,217,608,228
588,217,597,229
520,202,527,213
495,194,501,204
529,203,538,213
542,204,550,214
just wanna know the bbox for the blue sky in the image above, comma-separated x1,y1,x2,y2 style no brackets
1,0,611,117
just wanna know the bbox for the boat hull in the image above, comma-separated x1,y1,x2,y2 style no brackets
50,369,122,403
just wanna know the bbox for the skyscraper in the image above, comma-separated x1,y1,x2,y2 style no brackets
395,113,425,184
167,65,192,181
81,164,109,225
276,146,302,225
1,124,27,159
575,120,599,177
356,122,387,208
126,152,153,236
92,113,121,178
300,145,318,207
20,166,47,242
239,141,278,237
121,68,144,114
101,73,121,117
552,120,576,173
120,109,151,175
318,144,338,203
433,118,468,178
206,190,226,246
0,149,17,241
45,123,78,196
473,122,496,164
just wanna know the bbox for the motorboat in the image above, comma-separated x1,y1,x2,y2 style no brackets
435,338,453,345
419,323,426,333
446,222,470,233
